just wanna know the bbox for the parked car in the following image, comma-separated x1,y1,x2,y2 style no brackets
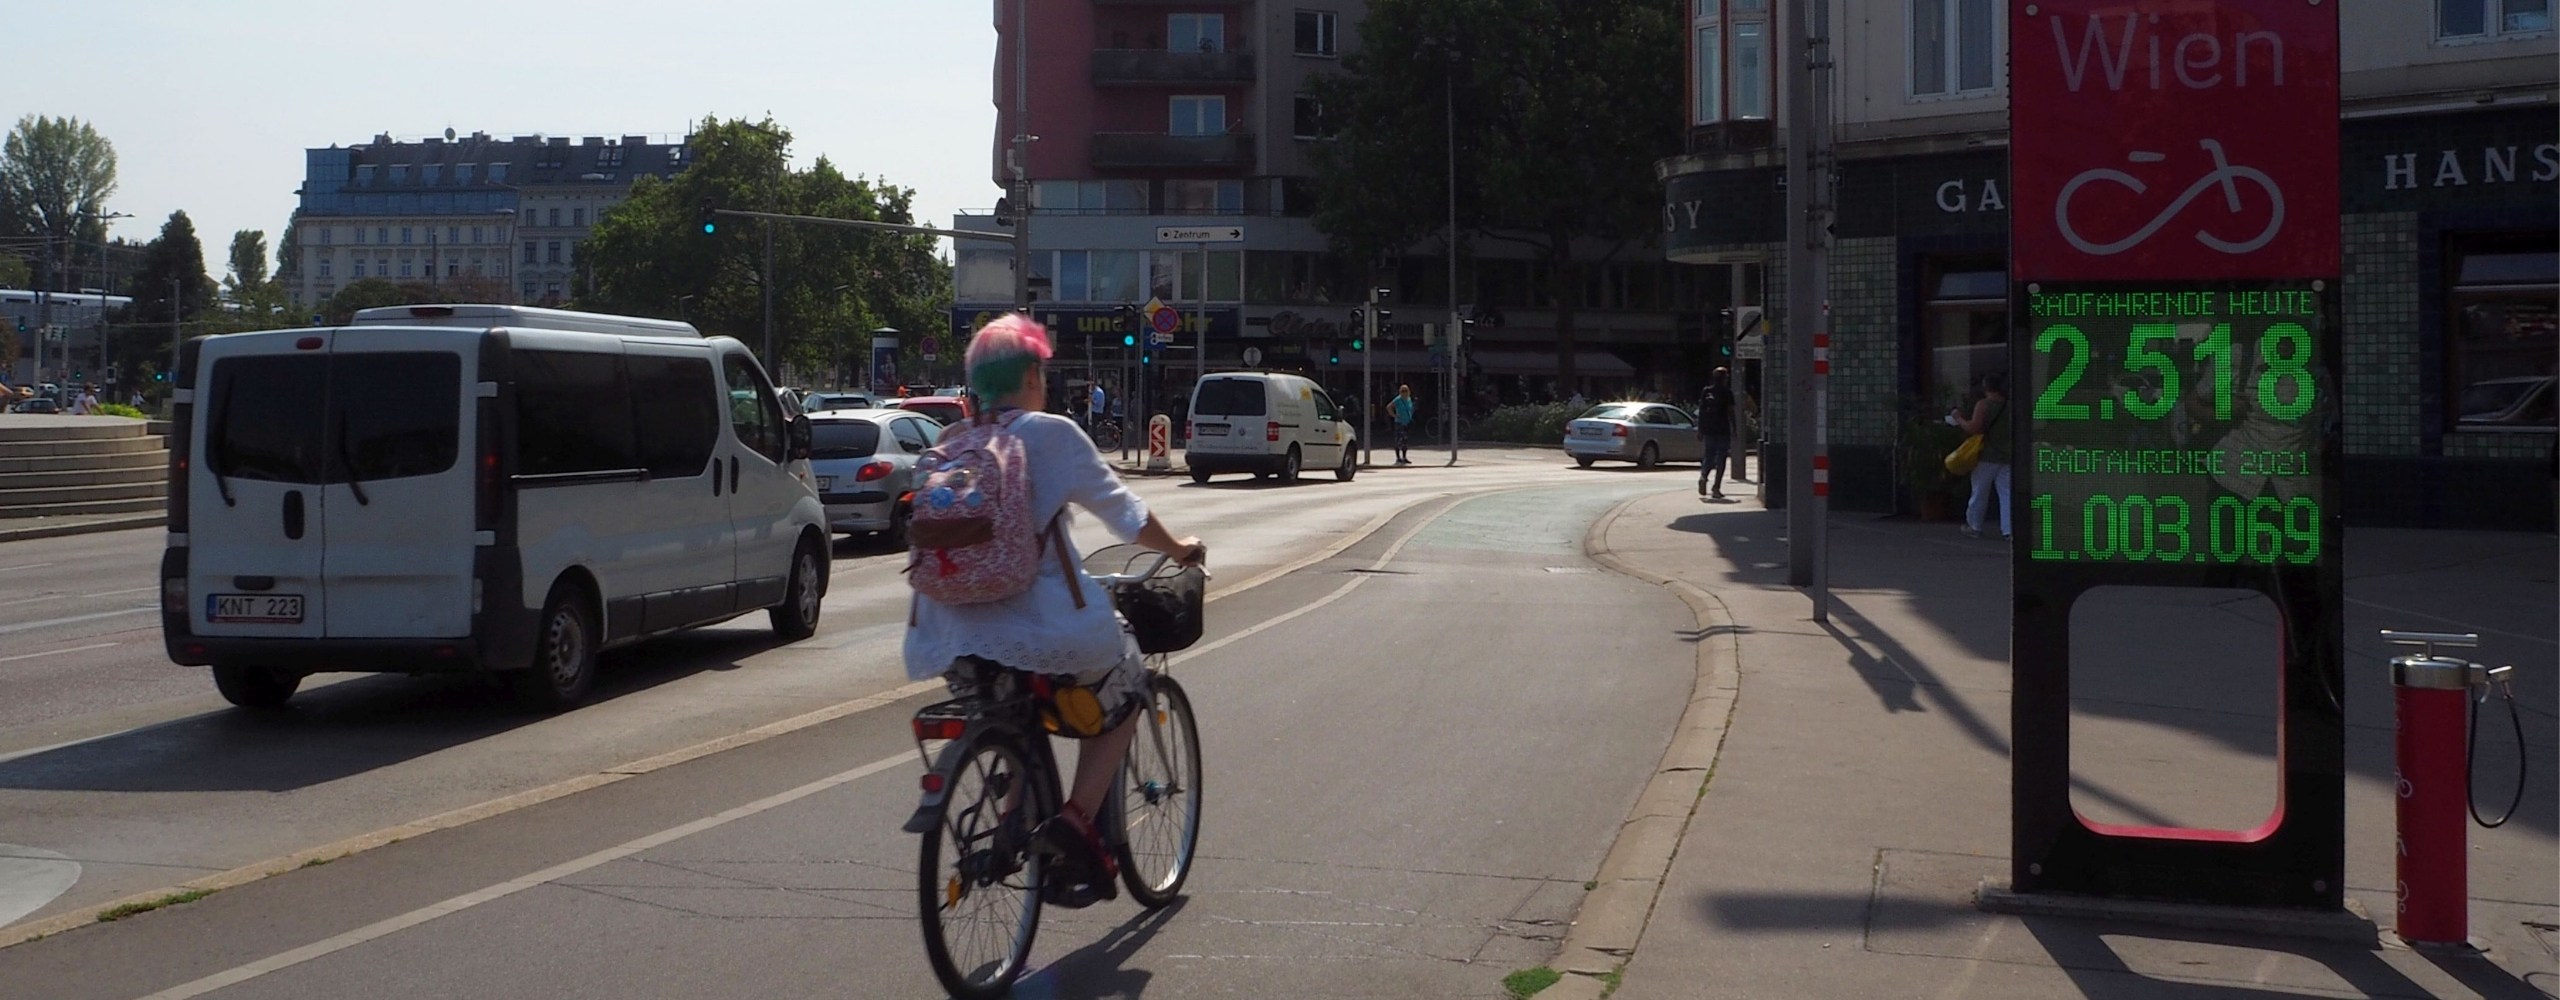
801,390,878,413
2457,375,2555,428
896,395,972,426
11,398,59,414
807,409,942,547
1183,371,1357,483
1563,402,1704,468
164,303,826,712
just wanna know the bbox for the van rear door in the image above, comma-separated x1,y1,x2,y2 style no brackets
1187,376,1268,457
191,339,330,640
321,332,473,638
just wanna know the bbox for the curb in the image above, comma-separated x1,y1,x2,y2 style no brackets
1539,489,1744,999
0,513,165,544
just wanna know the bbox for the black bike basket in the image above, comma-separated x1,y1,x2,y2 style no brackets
1086,544,1204,653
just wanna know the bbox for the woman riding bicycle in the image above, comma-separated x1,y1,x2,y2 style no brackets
904,313,1205,905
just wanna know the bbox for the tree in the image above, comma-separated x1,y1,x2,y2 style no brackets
1308,0,1680,385
576,116,952,385
109,211,212,378
0,253,26,289
224,230,268,297
319,278,436,324
0,115,119,292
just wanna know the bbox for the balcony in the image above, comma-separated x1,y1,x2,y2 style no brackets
1090,132,1257,169
1091,49,1255,86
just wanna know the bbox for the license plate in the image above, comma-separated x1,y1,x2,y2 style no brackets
817,476,835,492
1195,425,1226,436
1576,426,1608,437
209,593,303,624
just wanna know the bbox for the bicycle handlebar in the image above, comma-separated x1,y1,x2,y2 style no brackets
1087,547,1207,586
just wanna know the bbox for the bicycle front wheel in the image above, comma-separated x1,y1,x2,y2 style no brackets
1098,424,1123,452
1115,672,1203,907
919,735,1045,999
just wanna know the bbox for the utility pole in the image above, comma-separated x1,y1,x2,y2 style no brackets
1362,285,1379,466
1010,0,1034,313
1783,0,1834,620
1443,63,1462,466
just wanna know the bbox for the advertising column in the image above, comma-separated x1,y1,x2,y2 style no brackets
2002,0,2345,909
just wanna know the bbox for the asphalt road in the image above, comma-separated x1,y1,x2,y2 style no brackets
0,447,1712,953
0,456,1706,999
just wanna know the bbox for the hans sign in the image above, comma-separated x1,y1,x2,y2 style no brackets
2011,0,2339,280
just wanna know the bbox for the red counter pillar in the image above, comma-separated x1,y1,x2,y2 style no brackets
2393,654,2475,948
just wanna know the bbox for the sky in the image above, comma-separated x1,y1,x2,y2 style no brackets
8,0,1000,278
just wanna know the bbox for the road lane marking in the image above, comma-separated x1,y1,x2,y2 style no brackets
0,606,153,635
79,587,159,599
133,754,913,1000
0,641,118,665
0,846,79,928
0,563,56,573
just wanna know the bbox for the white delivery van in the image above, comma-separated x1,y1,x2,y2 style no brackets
1183,372,1358,484
161,304,829,711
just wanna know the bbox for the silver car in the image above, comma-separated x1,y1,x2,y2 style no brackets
802,390,878,413
1563,402,1705,468
810,409,942,547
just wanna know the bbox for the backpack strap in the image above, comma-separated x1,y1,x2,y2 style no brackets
1039,513,1086,610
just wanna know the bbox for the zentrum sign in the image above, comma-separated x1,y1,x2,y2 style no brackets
2010,0,2339,280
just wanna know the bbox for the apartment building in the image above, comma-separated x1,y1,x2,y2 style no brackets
957,0,1705,414
291,132,692,312
1661,0,2556,528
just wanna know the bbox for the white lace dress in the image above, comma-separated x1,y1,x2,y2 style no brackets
902,411,1150,683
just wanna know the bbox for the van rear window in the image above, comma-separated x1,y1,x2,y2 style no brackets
337,353,459,480
514,350,637,476
810,422,881,460
206,351,461,485
209,355,327,484
1193,379,1267,417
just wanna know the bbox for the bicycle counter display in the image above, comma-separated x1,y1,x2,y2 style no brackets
2023,281,2334,572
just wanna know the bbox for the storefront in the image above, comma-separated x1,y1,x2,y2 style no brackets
1660,106,2556,528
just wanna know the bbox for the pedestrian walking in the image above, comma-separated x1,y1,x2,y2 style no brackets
1696,368,1734,499
1389,384,1416,464
1950,372,2013,539
1088,380,1107,429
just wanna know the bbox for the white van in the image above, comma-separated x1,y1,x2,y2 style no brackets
1183,372,1357,483
161,304,829,711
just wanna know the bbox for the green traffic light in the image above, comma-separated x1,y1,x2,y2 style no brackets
1122,334,1135,347
701,222,717,235
1327,352,1340,365
1351,338,1364,351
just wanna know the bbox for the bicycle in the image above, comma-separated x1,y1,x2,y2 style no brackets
904,546,1206,999
1087,416,1125,453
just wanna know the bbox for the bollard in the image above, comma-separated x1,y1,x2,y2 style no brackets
2382,630,2485,949
1147,414,1172,471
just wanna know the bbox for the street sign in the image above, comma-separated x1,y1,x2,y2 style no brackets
1149,306,1181,336
1734,332,1766,360
1155,226,1243,244
2001,0,2343,913
1241,346,1263,367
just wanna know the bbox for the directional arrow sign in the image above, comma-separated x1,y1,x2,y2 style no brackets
1155,226,1243,244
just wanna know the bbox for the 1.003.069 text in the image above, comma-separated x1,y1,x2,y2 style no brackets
2029,493,2320,567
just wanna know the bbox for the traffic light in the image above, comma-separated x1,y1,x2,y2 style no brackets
153,371,166,382
104,366,118,384
697,198,718,235
1122,333,1136,347
1327,347,1341,365
1350,337,1364,351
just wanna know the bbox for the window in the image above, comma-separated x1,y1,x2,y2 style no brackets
457,163,475,185
471,226,485,244
513,350,636,475
1033,179,1149,214
487,163,508,182
336,353,460,481
2440,0,2553,37
319,227,333,246
1293,95,1330,139
572,208,585,226
523,242,538,264
318,258,333,279
523,209,537,226
493,261,507,277
1193,378,1267,416
1149,250,1243,302
1055,250,1141,302
1911,0,1997,97
377,227,390,243
548,208,562,227
423,164,441,186
1694,23,1722,123
545,282,562,302
400,227,413,245
628,354,720,477
721,353,786,462
1921,263,2009,409
207,355,327,484
2446,239,2557,429
1295,10,1336,55
1164,179,1242,213
390,164,409,184
1170,95,1227,136
447,261,460,277
445,226,459,244
809,421,881,461
356,164,376,186
548,241,564,264
1169,13,1224,52
399,260,413,278
524,282,539,301
893,418,936,454
1732,22,1769,119
377,257,390,276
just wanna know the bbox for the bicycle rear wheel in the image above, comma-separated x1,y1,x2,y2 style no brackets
919,735,1045,999
1114,671,1202,907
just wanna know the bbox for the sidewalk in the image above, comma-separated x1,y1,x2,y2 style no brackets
1582,491,2557,999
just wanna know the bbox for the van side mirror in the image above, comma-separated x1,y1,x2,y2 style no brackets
786,414,813,461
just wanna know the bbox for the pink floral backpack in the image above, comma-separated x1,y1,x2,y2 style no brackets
905,410,1083,608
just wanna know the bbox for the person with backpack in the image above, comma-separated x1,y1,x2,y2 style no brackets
1949,371,2013,540
902,313,1206,905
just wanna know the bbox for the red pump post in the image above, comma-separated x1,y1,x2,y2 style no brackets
2383,630,2484,949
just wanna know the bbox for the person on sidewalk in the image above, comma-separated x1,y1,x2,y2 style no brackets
1950,372,2013,539
1697,368,1734,499
1390,384,1417,465
1087,380,1107,430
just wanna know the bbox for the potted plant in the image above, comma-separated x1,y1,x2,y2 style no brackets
1899,409,1968,521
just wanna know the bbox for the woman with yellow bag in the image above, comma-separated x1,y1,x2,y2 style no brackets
1948,372,2013,540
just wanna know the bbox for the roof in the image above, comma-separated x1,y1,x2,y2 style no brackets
348,304,702,338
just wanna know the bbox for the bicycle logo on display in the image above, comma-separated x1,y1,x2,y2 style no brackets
2055,138,2286,258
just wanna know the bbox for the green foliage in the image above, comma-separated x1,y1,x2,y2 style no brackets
0,252,25,289
1308,0,1681,383
1502,967,1562,999
575,116,952,384
1471,402,1583,444
224,230,267,295
318,278,437,324
0,115,118,246
94,402,145,418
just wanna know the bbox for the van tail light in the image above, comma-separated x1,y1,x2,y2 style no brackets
856,460,894,482
163,577,188,615
167,410,192,533
1267,421,1281,442
1612,425,1628,437
475,399,501,531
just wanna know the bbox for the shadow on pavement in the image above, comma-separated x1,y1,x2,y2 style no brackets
1659,505,2560,838
0,627,786,794
1017,895,1190,998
